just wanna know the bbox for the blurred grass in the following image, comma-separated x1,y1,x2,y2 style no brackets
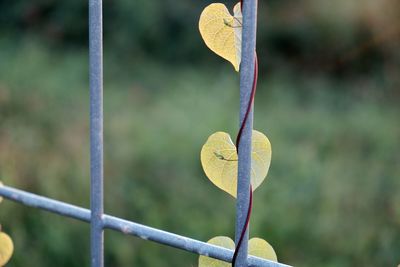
0,39,399,267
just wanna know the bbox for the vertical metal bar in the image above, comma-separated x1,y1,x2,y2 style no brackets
89,0,104,266
235,0,258,266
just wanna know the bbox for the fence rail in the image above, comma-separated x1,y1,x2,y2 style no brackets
0,185,289,267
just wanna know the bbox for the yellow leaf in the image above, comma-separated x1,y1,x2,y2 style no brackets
198,236,277,267
0,232,13,267
199,3,242,71
200,130,271,198
248,237,278,262
198,236,234,267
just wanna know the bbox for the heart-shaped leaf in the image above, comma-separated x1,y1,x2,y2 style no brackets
199,236,234,267
248,238,278,262
0,231,13,267
198,236,277,266
200,130,271,198
199,3,242,71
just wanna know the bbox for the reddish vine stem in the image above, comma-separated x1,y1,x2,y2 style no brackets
231,2,259,265
235,55,258,149
232,54,258,266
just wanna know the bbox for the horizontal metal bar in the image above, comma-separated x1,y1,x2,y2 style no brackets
1,185,90,221
0,185,291,267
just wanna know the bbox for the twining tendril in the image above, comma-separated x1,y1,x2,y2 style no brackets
231,2,259,265
232,55,258,266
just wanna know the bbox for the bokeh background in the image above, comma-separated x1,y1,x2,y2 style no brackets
0,0,399,266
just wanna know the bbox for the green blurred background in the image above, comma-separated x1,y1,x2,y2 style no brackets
0,0,399,266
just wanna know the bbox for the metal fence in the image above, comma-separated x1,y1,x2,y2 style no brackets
0,1,291,266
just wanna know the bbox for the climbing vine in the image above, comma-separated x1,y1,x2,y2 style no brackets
198,2,279,266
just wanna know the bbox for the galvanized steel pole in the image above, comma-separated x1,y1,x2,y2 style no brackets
89,0,104,266
235,0,258,266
